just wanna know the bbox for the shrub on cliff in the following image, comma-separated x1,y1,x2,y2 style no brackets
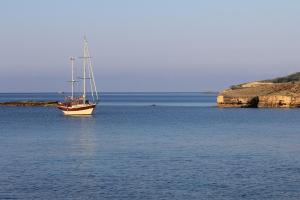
264,72,300,83
230,84,243,90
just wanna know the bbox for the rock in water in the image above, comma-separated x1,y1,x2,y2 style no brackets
0,101,58,107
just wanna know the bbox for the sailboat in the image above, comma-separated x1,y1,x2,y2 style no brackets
57,37,99,115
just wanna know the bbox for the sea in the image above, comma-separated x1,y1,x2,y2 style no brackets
0,92,299,200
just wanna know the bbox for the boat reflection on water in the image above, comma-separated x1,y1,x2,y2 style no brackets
67,116,98,157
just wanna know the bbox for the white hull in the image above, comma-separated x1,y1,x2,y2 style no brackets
62,107,94,115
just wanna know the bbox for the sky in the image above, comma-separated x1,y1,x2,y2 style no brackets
1,0,300,92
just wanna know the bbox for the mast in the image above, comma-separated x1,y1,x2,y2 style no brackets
70,57,75,100
83,37,87,104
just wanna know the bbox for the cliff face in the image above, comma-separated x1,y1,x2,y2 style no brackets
217,95,259,108
217,81,300,108
258,95,300,108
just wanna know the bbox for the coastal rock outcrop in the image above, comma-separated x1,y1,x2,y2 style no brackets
217,95,258,108
217,73,300,108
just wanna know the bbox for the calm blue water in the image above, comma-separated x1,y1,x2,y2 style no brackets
0,93,299,200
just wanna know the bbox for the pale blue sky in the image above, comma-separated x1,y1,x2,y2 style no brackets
1,0,300,92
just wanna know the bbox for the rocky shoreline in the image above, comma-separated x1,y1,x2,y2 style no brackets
217,73,300,108
0,101,58,107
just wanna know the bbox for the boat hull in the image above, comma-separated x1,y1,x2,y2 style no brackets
57,104,96,115
62,107,94,115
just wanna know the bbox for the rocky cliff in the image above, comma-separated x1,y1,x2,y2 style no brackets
217,73,300,108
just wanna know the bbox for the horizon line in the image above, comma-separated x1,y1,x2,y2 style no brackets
0,91,218,94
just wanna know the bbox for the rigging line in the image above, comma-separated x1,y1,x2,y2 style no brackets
85,41,95,102
87,58,95,102
89,56,99,101
86,46,99,102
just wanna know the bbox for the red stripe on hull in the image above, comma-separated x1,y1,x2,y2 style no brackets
57,104,96,111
